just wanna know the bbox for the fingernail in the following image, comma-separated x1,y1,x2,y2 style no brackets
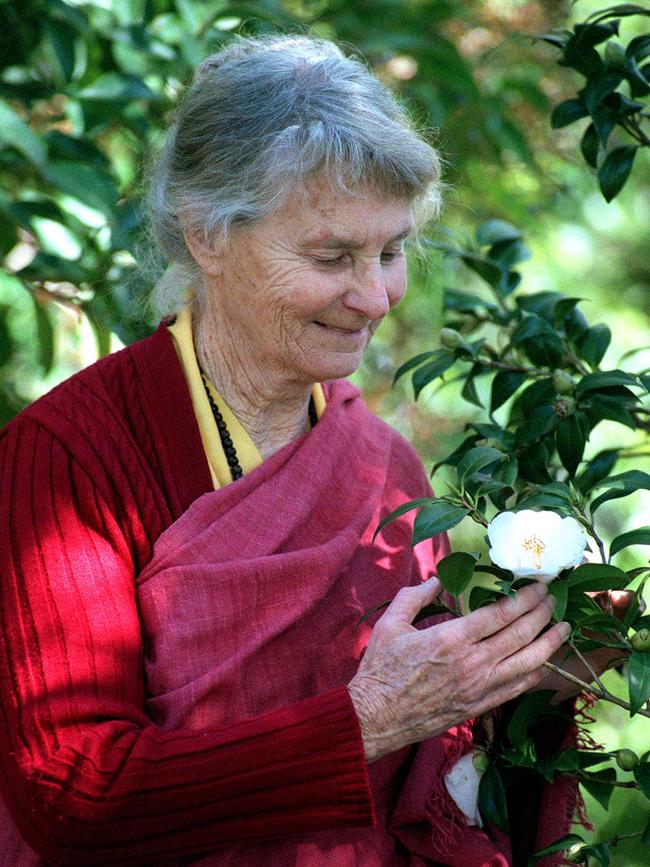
558,622,571,639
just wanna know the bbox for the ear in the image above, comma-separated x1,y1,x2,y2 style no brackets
183,229,225,277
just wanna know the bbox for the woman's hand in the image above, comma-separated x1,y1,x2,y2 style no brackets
348,580,570,763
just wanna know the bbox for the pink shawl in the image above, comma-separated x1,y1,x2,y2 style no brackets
135,380,516,866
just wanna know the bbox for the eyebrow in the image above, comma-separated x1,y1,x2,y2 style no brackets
301,225,415,250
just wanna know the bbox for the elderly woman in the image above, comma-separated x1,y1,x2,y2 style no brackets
0,36,576,866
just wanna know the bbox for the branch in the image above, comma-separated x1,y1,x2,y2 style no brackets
567,637,606,693
542,660,650,719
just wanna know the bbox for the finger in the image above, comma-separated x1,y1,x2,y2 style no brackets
589,590,635,622
472,667,547,716
455,582,549,643
379,578,441,629
494,621,570,684
481,594,557,662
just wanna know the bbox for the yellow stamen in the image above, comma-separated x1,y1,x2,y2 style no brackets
522,535,546,570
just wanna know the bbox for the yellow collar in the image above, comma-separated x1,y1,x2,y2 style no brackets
167,307,325,489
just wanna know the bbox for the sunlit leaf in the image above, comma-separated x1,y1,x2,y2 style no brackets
628,652,650,716
435,551,477,596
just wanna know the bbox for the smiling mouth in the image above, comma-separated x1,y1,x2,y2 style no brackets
313,321,367,336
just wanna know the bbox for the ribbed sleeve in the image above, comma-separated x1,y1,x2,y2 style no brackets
0,370,373,864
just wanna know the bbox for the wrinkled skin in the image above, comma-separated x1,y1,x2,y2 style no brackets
348,581,569,763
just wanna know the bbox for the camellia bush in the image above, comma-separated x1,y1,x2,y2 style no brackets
377,216,650,862
373,7,650,863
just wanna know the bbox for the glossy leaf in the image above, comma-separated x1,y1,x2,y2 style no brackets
435,551,478,596
610,527,650,558
634,762,650,799
0,99,47,168
393,351,437,385
551,97,588,127
412,501,470,545
490,370,528,413
628,652,650,716
575,448,619,493
576,323,611,368
372,497,434,543
590,470,650,512
457,446,507,483
556,412,588,477
576,370,640,394
412,353,456,399
506,691,555,749
566,563,630,595
476,219,521,245
529,834,585,864
580,122,600,167
598,145,638,201
478,764,508,834
580,768,616,810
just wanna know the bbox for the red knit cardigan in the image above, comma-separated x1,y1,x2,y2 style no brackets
0,324,375,864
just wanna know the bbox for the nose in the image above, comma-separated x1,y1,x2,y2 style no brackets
343,260,392,321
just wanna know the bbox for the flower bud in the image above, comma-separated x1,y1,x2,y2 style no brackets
615,748,639,771
553,369,574,395
553,396,576,417
631,628,650,652
605,41,626,69
472,750,489,774
566,843,588,863
439,327,463,349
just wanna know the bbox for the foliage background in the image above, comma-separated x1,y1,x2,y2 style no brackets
1,0,648,862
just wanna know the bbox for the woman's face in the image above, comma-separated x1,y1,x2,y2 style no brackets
198,177,414,387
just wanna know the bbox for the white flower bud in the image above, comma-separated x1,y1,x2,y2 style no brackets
444,750,485,827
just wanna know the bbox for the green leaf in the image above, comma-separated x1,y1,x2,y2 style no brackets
590,470,650,512
412,600,454,626
576,370,640,394
567,563,630,595
580,122,600,168
506,691,555,749
436,552,478,596
478,764,509,834
77,72,160,102
610,527,650,558
44,161,118,218
628,652,650,716
642,813,650,844
461,367,484,408
469,586,501,610
549,579,569,621
0,99,47,168
576,448,619,493
490,370,528,413
556,412,588,478
412,353,456,399
598,145,638,201
393,351,437,385
634,762,650,798
42,19,76,85
457,446,507,484
580,768,616,810
443,289,498,315
373,497,434,543
580,842,611,866
412,502,470,545
551,97,588,128
476,219,522,245
529,834,585,864
576,323,611,367
514,405,557,446
626,34,650,62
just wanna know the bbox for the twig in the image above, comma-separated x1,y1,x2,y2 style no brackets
572,771,639,790
567,637,606,693
542,660,650,719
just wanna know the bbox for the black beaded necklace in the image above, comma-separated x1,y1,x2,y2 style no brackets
200,369,318,482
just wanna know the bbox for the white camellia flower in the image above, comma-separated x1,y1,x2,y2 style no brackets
488,509,587,582
444,750,486,827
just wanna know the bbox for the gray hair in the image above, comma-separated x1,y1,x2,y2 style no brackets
145,34,442,318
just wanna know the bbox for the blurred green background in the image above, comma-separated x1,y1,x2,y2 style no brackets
1,0,648,861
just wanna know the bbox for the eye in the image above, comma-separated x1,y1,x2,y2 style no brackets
380,247,404,264
312,254,349,268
